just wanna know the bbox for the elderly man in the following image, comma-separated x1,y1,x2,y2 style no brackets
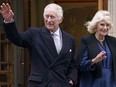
0,3,77,87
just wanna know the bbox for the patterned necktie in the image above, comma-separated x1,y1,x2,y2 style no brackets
52,33,61,54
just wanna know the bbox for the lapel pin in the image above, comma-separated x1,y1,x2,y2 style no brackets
69,49,72,52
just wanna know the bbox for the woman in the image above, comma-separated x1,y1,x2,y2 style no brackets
76,10,116,87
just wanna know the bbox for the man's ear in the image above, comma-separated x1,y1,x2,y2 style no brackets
59,17,63,23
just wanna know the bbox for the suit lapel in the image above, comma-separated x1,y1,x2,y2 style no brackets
40,28,70,67
86,35,105,62
89,35,100,56
49,31,69,67
59,31,69,54
40,27,58,58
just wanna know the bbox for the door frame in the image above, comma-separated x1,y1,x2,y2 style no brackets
23,0,108,87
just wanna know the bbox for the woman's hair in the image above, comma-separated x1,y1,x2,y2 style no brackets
85,10,113,34
43,3,63,19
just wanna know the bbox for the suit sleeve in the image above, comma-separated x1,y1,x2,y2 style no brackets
3,22,32,48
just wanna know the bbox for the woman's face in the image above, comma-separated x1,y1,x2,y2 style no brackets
96,20,111,36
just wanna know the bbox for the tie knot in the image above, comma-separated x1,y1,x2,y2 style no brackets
52,33,59,38
52,33,57,36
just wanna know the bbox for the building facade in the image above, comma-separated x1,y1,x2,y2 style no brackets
0,0,115,87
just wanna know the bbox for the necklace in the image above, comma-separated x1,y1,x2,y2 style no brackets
95,35,105,47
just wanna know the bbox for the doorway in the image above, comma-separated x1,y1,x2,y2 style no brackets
23,0,108,87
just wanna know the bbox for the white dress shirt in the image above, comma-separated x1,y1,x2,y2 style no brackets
51,28,62,54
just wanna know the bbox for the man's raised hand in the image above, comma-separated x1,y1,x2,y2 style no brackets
0,3,14,22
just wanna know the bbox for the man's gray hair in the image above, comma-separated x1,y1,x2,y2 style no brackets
43,3,63,19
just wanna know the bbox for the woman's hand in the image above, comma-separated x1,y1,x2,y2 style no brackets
0,3,14,22
92,51,106,65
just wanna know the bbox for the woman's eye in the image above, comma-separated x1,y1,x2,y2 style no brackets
100,24,104,26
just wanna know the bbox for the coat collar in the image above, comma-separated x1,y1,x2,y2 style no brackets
40,27,58,58
40,27,70,66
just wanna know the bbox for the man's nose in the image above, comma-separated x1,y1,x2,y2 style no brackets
47,17,52,21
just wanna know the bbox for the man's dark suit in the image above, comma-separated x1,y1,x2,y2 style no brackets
3,22,77,87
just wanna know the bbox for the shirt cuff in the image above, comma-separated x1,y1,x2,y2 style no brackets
4,19,14,23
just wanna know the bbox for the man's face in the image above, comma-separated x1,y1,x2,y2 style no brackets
44,9,62,32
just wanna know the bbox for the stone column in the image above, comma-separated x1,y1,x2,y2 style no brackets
108,0,116,37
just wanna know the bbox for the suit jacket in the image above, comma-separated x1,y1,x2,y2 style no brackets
3,22,77,87
76,34,116,80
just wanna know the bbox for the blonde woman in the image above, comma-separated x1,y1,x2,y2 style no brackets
76,10,116,87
